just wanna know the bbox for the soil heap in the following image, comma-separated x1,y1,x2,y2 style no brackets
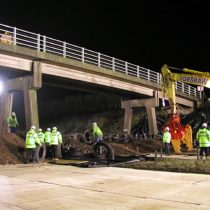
0,133,25,165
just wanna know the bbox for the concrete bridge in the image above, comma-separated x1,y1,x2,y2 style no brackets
0,23,201,135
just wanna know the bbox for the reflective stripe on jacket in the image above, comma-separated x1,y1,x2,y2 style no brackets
196,128,210,147
162,131,171,143
25,129,40,149
50,131,62,145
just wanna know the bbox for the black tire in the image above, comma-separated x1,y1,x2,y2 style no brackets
84,129,93,144
93,141,114,160
36,144,46,163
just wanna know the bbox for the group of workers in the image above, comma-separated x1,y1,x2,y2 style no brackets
162,122,210,160
25,126,62,163
6,112,104,163
7,112,63,163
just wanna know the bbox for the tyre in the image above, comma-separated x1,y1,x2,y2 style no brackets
36,144,46,163
93,141,114,160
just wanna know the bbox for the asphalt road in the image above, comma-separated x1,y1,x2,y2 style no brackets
0,163,210,210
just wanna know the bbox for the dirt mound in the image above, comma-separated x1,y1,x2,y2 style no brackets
0,134,25,165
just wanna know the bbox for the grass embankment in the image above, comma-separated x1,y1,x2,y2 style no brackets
118,158,210,174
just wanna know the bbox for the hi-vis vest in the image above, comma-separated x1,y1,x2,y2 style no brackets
44,131,51,143
92,126,103,139
162,131,171,143
196,128,210,147
38,132,45,143
50,130,62,145
25,129,40,149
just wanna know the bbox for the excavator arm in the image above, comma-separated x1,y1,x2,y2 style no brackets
161,64,210,153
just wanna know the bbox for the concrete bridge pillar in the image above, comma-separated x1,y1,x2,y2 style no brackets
121,91,159,135
123,105,133,134
0,92,13,133
23,89,39,131
0,61,41,133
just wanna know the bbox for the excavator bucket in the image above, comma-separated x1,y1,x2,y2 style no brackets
171,125,193,154
171,139,181,154
182,125,193,151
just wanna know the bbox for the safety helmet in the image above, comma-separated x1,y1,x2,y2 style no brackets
93,122,97,126
52,127,57,130
202,123,207,128
47,128,51,131
11,112,16,117
31,125,36,130
38,128,42,132
165,127,170,131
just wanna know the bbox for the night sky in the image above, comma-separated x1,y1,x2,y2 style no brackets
1,0,210,72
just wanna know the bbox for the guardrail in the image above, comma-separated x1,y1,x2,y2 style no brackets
0,23,201,99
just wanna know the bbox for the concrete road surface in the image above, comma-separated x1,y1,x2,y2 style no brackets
0,163,210,210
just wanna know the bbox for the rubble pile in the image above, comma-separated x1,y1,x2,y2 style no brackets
0,134,25,165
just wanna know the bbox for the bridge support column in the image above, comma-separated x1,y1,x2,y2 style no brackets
121,91,159,135
0,61,42,133
0,92,13,133
123,105,133,134
24,89,39,131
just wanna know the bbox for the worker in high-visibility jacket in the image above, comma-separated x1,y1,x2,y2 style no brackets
162,127,171,156
50,127,62,160
44,128,51,158
37,128,45,144
92,122,103,143
6,112,19,133
25,125,41,163
196,123,210,160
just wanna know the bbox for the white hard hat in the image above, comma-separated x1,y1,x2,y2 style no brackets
52,127,57,130
47,128,51,131
31,125,36,130
11,112,16,116
165,127,170,131
202,123,207,128
93,122,97,126
38,128,42,132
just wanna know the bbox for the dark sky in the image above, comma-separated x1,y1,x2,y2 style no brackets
1,0,210,72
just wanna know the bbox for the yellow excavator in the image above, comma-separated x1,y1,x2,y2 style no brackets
161,64,210,153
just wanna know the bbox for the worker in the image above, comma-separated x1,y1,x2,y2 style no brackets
44,128,51,157
162,126,171,156
6,112,19,133
25,125,41,164
92,122,103,143
0,31,12,44
196,123,210,160
37,128,45,144
50,127,62,160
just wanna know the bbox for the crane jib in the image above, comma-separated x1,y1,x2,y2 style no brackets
180,76,208,86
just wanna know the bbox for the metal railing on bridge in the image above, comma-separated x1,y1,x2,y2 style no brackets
0,23,201,99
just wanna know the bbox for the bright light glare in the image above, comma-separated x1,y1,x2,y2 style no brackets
206,80,210,88
162,98,166,107
0,81,3,95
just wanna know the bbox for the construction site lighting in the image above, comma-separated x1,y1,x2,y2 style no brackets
0,80,3,95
